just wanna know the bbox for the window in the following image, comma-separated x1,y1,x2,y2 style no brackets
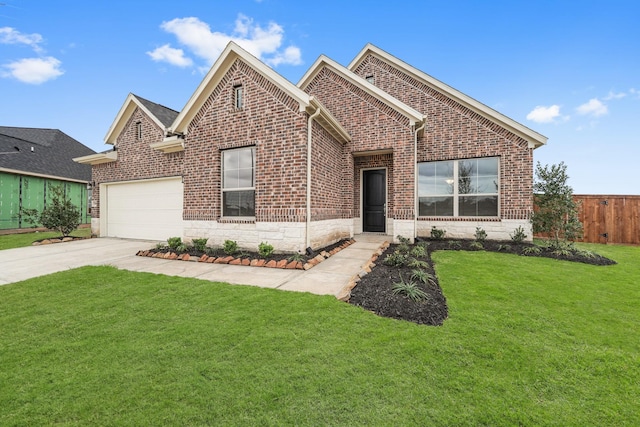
418,157,499,217
365,75,375,84
234,85,243,109
222,146,255,217
136,121,142,140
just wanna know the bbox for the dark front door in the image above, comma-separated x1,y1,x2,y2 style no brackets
363,169,386,233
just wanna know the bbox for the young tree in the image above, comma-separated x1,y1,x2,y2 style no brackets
532,161,583,247
22,184,81,236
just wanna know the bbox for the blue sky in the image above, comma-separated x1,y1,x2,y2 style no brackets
1,0,638,194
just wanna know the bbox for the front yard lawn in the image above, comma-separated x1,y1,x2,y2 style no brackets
0,227,91,250
1,243,638,425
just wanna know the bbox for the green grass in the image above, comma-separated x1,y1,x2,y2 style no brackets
0,243,638,425
0,227,91,250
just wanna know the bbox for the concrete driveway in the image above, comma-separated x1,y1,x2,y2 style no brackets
0,236,387,297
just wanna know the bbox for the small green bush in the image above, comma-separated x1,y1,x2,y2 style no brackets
410,269,436,285
176,243,188,253
392,275,428,302
522,245,542,255
396,243,411,254
258,242,275,258
408,258,429,269
474,227,487,242
430,226,446,240
223,239,238,255
510,226,528,244
397,235,411,245
155,242,167,250
167,237,182,251
448,240,462,249
192,238,208,253
383,250,408,267
469,241,484,250
288,252,305,262
410,245,426,258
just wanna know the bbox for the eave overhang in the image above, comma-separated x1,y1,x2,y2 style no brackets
73,151,117,165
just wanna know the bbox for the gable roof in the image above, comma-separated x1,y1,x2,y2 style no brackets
169,41,349,143
104,93,178,145
348,43,546,148
298,55,426,129
0,126,95,182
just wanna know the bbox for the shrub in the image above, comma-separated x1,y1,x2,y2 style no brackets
155,242,167,250
383,250,408,267
510,226,528,244
176,243,188,253
192,238,208,253
258,242,275,258
410,245,426,258
167,237,182,251
430,226,446,240
474,227,487,242
448,240,462,250
396,243,411,254
397,235,411,245
288,252,305,262
407,258,429,269
392,275,428,302
223,239,238,255
522,245,542,255
410,269,436,285
469,241,484,250
21,184,81,236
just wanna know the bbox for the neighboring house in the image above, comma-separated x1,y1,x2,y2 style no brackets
0,126,95,230
75,42,546,251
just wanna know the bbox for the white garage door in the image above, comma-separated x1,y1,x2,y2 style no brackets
104,177,183,241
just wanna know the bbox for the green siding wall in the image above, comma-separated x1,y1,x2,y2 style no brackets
0,172,90,230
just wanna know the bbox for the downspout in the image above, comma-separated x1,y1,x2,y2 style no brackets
306,106,322,251
413,120,426,243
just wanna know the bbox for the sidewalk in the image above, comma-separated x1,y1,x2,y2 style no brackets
0,235,389,298
108,234,388,297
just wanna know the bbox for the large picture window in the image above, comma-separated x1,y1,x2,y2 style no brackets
418,157,499,217
222,146,255,217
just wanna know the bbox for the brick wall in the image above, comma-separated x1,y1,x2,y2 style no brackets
183,58,309,223
352,55,534,222
91,108,184,218
304,67,416,221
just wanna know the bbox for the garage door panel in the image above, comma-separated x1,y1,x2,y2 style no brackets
105,178,183,241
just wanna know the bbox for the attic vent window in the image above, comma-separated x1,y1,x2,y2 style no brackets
136,121,142,140
365,75,375,84
234,85,243,109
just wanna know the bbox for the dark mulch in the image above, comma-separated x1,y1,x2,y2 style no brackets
146,238,353,263
349,239,616,326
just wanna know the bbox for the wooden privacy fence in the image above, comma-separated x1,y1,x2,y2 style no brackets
574,195,640,245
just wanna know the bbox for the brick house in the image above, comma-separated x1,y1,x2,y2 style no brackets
75,42,546,252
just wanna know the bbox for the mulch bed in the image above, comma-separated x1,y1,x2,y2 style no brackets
349,239,616,326
137,238,355,270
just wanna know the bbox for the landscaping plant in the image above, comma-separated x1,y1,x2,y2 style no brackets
258,242,275,258
21,184,81,237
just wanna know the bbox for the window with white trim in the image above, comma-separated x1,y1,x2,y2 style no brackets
418,157,499,217
222,146,255,217
234,85,243,109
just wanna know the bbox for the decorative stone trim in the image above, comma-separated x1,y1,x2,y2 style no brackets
136,238,356,271
32,236,89,245
337,240,390,302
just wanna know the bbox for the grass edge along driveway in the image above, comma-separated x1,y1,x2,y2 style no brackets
1,243,638,426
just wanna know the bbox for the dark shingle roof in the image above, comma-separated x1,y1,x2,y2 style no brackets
133,94,179,128
0,127,96,181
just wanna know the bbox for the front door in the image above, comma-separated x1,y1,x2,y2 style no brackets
363,169,386,233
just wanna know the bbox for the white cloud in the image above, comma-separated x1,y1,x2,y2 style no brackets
147,44,193,67
526,105,562,123
152,15,302,69
2,56,63,84
577,98,608,117
604,90,627,100
0,27,44,52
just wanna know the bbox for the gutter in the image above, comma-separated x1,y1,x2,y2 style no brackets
306,106,322,251
413,120,426,242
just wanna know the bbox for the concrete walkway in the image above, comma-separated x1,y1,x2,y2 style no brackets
0,234,388,297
